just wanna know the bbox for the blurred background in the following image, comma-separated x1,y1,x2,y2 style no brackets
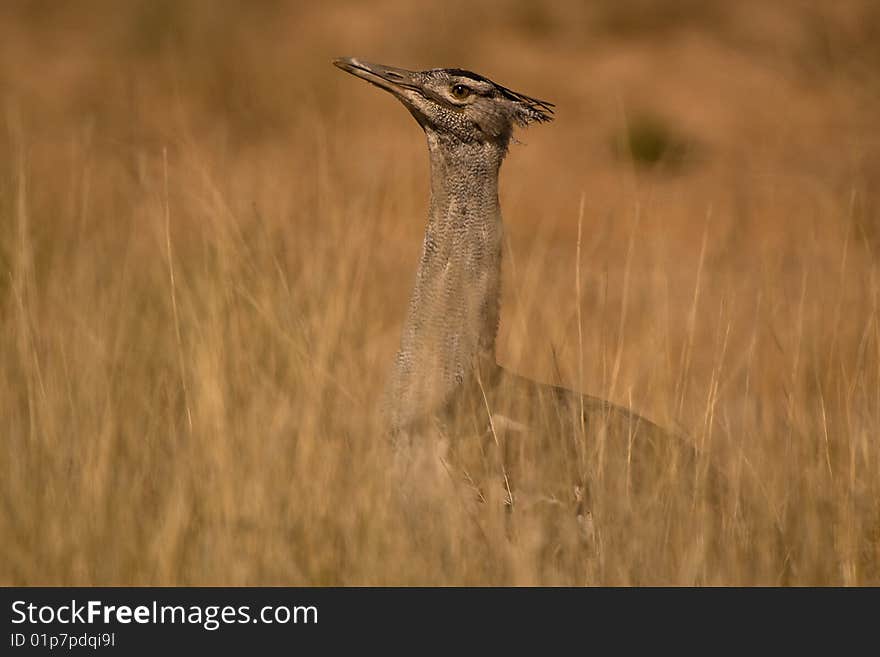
1,1,878,584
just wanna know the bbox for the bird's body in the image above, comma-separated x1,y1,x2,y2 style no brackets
334,58,715,526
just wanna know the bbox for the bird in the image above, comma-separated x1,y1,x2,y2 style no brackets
333,58,721,537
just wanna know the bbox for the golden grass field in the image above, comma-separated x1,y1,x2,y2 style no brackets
2,1,879,585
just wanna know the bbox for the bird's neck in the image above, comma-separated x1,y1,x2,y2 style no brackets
386,132,507,431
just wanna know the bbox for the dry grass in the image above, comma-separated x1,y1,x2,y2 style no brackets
1,0,879,585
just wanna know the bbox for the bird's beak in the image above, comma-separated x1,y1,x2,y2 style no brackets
333,58,421,97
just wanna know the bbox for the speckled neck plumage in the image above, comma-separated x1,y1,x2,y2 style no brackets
384,130,507,431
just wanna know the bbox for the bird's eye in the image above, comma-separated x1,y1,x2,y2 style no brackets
451,84,470,100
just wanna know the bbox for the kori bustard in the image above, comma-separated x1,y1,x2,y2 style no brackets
334,58,706,512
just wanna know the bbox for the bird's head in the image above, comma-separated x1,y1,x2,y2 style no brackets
333,58,553,148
